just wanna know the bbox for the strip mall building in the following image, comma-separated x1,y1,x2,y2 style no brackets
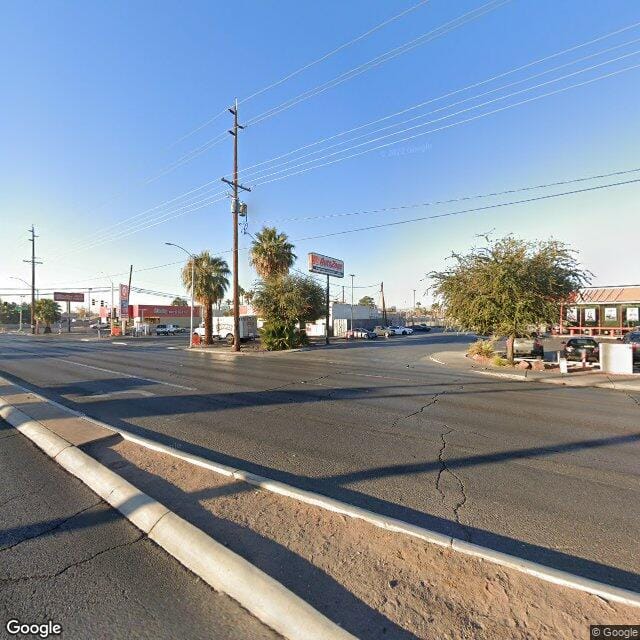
562,285,640,336
100,304,201,326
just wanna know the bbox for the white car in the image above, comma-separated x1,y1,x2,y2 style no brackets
387,325,413,336
155,323,180,336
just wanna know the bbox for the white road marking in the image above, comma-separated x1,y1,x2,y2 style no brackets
112,341,128,346
85,389,156,399
429,355,447,365
473,370,525,381
64,360,197,391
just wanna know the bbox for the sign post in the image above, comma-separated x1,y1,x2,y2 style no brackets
308,253,344,345
53,293,84,334
119,283,130,334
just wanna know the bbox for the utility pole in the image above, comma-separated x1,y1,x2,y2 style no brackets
342,285,345,304
381,282,388,326
222,98,250,352
23,225,42,334
325,275,330,345
413,289,416,325
349,274,355,332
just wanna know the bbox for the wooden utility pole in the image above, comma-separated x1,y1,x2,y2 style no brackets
222,99,250,352
23,225,42,334
325,275,330,345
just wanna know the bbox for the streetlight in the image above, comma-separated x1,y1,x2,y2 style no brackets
165,242,195,347
349,274,355,332
10,277,30,332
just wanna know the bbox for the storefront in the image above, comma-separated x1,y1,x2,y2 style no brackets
561,286,640,336
100,304,202,327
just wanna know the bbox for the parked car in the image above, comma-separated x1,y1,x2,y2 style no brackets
89,322,109,330
621,331,640,361
561,337,599,362
387,325,413,336
372,325,394,338
410,323,432,332
345,327,377,340
513,334,544,358
155,323,180,336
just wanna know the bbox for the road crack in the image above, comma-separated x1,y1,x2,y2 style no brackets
436,426,470,541
391,392,444,429
0,536,144,584
0,500,102,553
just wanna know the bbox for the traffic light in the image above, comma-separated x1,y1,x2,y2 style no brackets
91,298,96,306
100,300,105,307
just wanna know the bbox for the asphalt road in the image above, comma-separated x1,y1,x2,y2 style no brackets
0,331,638,592
0,419,280,640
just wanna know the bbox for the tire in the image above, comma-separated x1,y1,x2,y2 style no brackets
402,331,407,335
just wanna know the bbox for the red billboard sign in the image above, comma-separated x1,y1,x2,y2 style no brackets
308,253,344,278
53,292,85,303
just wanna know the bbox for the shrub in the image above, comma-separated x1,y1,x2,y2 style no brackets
467,339,495,358
492,355,510,367
261,321,307,351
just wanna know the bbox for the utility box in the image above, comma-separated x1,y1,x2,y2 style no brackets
599,342,634,374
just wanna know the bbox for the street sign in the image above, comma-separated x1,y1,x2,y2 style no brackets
308,253,344,278
53,292,84,302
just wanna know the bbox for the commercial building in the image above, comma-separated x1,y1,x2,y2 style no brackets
562,285,640,336
100,304,201,327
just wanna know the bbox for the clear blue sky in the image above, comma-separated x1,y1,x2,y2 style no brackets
2,0,639,309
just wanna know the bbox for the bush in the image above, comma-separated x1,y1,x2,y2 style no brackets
492,355,510,367
261,321,307,351
467,339,495,358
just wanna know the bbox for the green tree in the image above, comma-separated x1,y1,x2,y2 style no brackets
430,236,590,362
358,295,376,307
171,296,188,306
253,275,325,350
181,251,230,344
249,226,296,279
34,299,61,333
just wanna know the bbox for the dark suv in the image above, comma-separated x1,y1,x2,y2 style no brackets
622,331,640,361
561,337,599,362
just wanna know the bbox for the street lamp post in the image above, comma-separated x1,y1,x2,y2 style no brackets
10,277,30,332
165,243,195,348
349,274,355,332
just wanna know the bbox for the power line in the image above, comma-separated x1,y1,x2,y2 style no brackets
236,34,640,184
250,60,640,189
244,0,511,128
265,167,640,223
293,177,640,242
247,49,640,186
50,166,640,288
56,40,639,261
171,0,431,148
232,19,640,181
54,55,640,256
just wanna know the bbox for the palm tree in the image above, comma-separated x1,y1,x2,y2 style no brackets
34,299,61,334
181,251,230,344
249,226,296,279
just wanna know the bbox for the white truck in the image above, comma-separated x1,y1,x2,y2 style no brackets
193,315,258,344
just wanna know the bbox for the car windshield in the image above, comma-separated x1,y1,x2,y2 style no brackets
570,339,597,346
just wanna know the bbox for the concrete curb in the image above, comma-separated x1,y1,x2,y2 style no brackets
0,394,357,640
2,380,640,609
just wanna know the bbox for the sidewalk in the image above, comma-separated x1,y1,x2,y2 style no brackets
429,350,640,392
